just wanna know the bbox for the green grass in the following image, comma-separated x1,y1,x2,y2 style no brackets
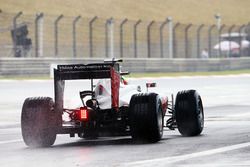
0,69,250,80
0,0,250,25
0,76,50,80
127,69,250,78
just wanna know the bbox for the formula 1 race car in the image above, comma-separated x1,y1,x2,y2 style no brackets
21,59,204,147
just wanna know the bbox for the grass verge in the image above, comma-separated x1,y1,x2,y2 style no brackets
127,69,250,78
0,76,51,80
0,69,250,80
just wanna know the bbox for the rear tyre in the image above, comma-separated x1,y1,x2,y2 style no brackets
21,97,58,147
129,93,163,143
175,90,204,136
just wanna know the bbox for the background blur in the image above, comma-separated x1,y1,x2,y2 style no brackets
0,0,250,76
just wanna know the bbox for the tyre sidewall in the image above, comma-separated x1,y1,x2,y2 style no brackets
175,90,204,136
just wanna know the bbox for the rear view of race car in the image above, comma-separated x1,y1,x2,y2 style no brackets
21,60,204,147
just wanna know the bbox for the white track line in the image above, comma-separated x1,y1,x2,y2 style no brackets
121,142,250,167
0,139,22,145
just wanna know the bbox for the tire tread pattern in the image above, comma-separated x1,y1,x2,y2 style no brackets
21,97,57,147
129,93,163,142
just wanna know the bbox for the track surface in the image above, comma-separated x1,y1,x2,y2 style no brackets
0,75,250,167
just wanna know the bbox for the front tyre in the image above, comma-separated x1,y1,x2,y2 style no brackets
129,93,163,142
175,90,204,136
21,97,57,147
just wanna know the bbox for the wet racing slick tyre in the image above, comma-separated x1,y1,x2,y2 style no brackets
175,90,204,136
129,93,163,143
21,97,58,147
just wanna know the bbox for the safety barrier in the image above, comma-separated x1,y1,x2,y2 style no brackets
0,58,250,77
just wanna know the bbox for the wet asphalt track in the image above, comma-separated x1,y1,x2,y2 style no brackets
0,75,250,167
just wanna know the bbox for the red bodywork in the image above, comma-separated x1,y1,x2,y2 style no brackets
110,67,120,111
161,97,168,115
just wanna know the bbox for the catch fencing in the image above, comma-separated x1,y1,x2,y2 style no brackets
0,11,250,59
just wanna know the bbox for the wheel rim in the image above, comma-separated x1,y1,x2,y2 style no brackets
198,98,204,129
157,102,163,134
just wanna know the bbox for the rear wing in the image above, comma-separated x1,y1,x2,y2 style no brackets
54,62,121,113
54,63,120,80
